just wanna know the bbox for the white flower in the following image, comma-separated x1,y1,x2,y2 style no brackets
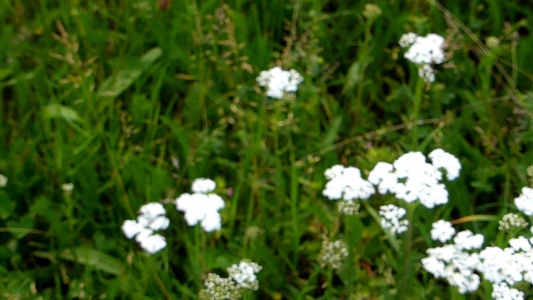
0,174,7,188
492,283,524,300
138,234,166,254
61,183,74,192
431,220,456,243
515,187,533,216
509,237,532,253
227,261,262,290
421,256,447,278
122,220,145,239
499,213,528,231
379,204,409,234
368,162,398,195
404,33,445,65
256,67,303,99
418,64,435,83
191,178,217,194
428,149,461,180
453,230,484,251
122,202,169,254
176,179,226,232
318,239,349,270
399,32,417,48
322,165,375,201
139,202,167,218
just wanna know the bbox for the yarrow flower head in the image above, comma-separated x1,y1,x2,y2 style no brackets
498,213,528,231
491,283,524,300
422,229,483,294
318,239,349,270
337,199,361,215
61,183,74,193
323,165,375,201
400,33,445,83
379,204,409,234
199,273,241,300
256,67,303,99
122,202,169,254
514,187,533,216
227,261,262,290
369,149,460,209
399,32,417,48
403,33,445,65
431,220,456,243
176,178,225,232
418,64,435,83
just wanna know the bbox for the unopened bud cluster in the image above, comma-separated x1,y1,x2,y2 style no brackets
318,239,349,270
337,200,361,215
498,213,528,231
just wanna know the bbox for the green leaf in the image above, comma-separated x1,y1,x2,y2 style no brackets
33,247,123,276
43,103,81,122
97,47,162,98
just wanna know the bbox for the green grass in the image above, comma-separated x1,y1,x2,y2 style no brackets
1,0,533,298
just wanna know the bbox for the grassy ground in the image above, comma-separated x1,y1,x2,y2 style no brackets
1,0,532,298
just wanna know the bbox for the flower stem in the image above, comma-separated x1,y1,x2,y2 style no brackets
411,77,425,149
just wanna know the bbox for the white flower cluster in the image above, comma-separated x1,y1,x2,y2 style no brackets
318,239,349,270
379,204,409,234
514,187,533,216
198,273,240,300
0,174,7,188
122,202,169,254
422,229,484,294
499,213,528,231
227,261,263,290
176,178,225,232
61,183,74,193
199,261,262,299
368,149,460,209
337,199,361,215
431,220,456,243
423,219,533,298
492,283,524,300
256,67,303,99
399,32,445,82
322,165,375,201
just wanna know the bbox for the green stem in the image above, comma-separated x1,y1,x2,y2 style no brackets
399,202,417,297
411,77,424,149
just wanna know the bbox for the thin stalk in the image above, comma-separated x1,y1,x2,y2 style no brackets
411,77,425,149
399,202,417,297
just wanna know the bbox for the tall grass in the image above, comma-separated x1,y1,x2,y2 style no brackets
1,0,532,298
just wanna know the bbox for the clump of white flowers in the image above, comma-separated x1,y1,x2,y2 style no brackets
176,178,225,232
256,67,303,99
492,283,524,300
498,213,528,231
337,199,361,215
379,204,409,234
422,229,484,294
227,261,263,290
422,205,533,298
368,149,460,209
431,220,456,243
399,32,445,82
61,183,74,193
122,202,169,254
0,174,7,188
323,165,375,201
514,187,533,216
318,239,349,270
199,261,262,299
199,273,241,300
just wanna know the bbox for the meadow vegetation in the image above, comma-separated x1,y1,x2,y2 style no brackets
1,0,533,298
